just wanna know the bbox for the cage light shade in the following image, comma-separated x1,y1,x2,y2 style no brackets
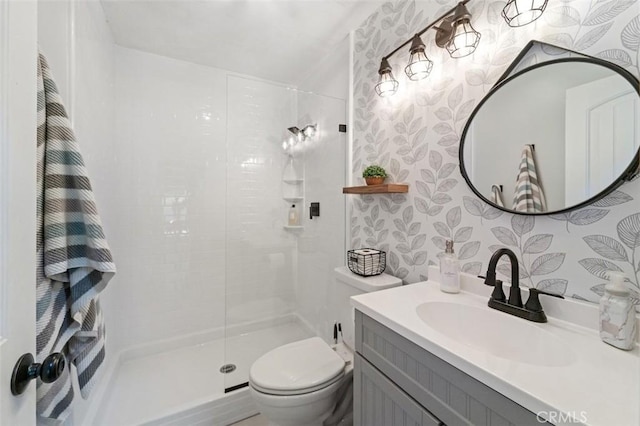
446,19,481,58
405,50,433,81
405,34,433,81
502,0,548,27
375,58,399,97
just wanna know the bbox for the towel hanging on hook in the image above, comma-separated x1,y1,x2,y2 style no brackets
36,51,116,422
490,184,505,207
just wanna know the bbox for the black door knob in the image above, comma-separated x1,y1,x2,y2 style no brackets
11,352,65,395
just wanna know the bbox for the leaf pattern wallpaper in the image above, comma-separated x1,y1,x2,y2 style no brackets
350,0,640,305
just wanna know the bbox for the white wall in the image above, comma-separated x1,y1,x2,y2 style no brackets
297,35,350,99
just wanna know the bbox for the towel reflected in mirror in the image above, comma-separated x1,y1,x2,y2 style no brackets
490,185,505,207
513,144,547,213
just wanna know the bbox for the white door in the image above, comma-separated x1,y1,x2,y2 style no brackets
0,1,38,425
565,74,639,206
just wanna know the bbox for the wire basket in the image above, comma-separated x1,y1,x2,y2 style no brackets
347,249,386,277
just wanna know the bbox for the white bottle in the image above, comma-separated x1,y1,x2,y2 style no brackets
599,271,636,350
288,204,298,226
439,240,460,294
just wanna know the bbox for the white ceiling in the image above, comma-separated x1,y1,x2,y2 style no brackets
100,0,384,85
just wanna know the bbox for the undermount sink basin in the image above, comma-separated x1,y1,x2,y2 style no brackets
416,301,578,367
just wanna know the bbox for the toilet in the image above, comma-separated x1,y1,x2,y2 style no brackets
249,266,402,426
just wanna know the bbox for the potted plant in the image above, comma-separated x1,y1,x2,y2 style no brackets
362,165,388,185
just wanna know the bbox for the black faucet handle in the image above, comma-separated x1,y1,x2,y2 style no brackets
479,275,506,302
525,288,564,312
491,279,506,302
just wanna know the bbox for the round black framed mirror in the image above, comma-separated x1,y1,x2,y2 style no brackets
459,57,640,215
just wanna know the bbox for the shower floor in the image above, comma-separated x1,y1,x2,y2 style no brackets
90,318,312,426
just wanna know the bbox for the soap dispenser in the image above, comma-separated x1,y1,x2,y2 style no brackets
439,240,460,294
599,272,636,350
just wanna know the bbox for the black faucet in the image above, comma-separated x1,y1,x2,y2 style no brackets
484,248,522,307
483,248,564,323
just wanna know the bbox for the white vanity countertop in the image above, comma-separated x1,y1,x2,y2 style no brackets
350,269,640,426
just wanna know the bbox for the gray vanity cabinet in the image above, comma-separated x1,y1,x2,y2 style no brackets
354,310,551,426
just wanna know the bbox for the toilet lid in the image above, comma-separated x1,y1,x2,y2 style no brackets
249,337,345,395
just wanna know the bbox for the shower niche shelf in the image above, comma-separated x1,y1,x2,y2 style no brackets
283,156,303,231
283,197,303,203
342,183,409,194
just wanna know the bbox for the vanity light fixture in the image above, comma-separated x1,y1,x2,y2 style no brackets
374,0,549,97
502,0,548,27
375,0,480,97
375,58,399,97
404,35,433,81
436,2,481,58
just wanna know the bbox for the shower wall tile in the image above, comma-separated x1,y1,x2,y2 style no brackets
113,46,228,347
225,76,298,327
111,49,301,344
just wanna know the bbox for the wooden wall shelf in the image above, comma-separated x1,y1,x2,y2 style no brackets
342,184,409,194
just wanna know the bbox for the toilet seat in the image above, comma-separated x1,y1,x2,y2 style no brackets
249,337,345,396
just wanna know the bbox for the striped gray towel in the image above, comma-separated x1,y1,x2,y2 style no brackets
490,185,504,207
513,144,547,213
36,51,116,422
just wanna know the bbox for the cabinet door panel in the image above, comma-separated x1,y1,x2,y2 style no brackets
355,354,441,426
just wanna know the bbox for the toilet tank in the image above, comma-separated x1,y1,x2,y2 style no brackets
332,266,402,350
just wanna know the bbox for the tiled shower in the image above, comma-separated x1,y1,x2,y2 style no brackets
38,2,347,424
